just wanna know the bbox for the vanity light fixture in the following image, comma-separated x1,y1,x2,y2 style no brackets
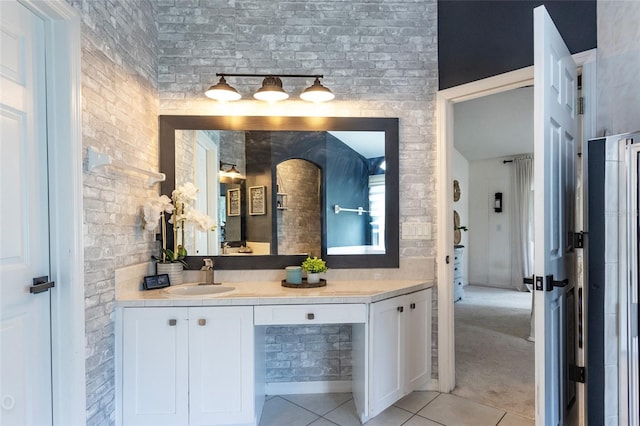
205,73,334,103
253,76,289,102
299,77,335,102
204,76,241,102
219,161,244,181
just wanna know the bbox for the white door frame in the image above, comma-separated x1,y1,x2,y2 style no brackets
17,1,86,424
435,49,596,393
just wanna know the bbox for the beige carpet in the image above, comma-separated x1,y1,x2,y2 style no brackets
453,285,535,420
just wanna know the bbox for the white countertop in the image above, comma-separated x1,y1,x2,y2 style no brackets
116,279,433,307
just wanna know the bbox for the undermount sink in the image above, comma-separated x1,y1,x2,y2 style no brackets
163,283,235,297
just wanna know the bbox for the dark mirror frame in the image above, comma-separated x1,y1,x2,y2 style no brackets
159,115,399,270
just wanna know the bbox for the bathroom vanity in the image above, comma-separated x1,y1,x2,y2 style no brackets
115,279,433,426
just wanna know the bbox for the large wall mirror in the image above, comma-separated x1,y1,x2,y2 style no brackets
159,116,399,270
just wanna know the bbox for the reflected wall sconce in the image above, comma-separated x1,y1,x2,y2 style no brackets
219,161,245,182
205,73,335,103
494,192,503,213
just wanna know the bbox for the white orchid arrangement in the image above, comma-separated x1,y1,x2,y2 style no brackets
143,182,216,264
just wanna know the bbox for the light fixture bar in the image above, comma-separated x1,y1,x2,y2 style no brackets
205,73,334,103
216,73,324,79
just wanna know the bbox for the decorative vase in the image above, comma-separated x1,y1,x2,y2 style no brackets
306,272,320,284
157,262,184,285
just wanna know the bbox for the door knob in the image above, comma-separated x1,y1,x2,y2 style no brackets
198,319,206,326
168,319,177,326
397,306,404,313
31,276,55,294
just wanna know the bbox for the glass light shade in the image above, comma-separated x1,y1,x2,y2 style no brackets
205,77,241,101
219,164,245,182
300,78,335,102
253,76,289,102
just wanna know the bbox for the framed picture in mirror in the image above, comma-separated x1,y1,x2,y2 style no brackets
249,185,266,215
227,188,241,216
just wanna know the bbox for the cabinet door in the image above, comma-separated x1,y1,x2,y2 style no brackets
369,295,405,417
122,308,188,426
405,289,432,392
188,306,254,426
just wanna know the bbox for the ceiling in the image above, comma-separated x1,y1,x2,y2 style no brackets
328,131,385,159
454,86,534,161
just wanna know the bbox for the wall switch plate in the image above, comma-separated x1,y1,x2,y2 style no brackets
402,222,431,239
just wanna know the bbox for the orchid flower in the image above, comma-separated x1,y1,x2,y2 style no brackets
143,195,174,231
142,182,216,263
186,209,217,232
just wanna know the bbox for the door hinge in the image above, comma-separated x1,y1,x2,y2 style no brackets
573,232,585,249
546,274,569,291
577,97,584,115
569,365,586,383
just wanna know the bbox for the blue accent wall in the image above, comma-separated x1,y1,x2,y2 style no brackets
438,1,597,89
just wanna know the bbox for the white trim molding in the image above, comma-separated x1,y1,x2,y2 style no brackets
19,1,86,424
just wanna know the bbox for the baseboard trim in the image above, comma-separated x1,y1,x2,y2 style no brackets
417,379,440,392
265,380,352,395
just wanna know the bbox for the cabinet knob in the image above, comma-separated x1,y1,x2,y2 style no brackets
410,303,416,309
307,313,315,320
198,318,206,326
397,306,404,313
168,319,177,326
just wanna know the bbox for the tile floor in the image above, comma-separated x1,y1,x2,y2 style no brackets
259,391,534,426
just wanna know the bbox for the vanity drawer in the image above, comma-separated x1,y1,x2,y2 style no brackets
254,304,367,325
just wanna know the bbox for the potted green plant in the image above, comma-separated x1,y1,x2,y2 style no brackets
143,182,216,285
301,256,328,284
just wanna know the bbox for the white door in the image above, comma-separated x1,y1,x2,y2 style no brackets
194,131,219,255
0,2,53,425
533,6,578,426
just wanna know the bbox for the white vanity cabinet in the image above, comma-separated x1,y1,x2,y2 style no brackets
188,306,255,426
368,289,432,417
121,307,189,425
120,306,255,426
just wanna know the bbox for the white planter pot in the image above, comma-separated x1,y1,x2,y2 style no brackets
306,272,320,284
157,262,184,285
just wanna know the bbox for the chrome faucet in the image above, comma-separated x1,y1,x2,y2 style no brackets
200,258,217,285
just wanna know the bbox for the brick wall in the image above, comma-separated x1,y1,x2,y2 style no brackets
65,0,159,424
266,325,352,382
596,0,640,135
157,0,439,386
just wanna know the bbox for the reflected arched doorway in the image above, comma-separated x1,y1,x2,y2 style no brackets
276,159,321,256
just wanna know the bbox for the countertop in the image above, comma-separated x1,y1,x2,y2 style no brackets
116,279,433,307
